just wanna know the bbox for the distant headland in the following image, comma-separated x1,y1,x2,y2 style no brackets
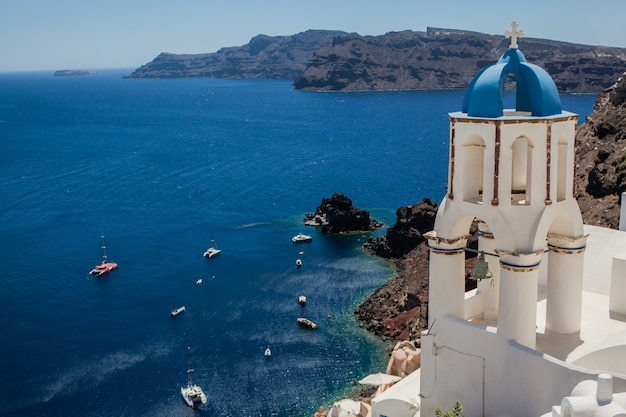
54,69,97,76
125,27,626,94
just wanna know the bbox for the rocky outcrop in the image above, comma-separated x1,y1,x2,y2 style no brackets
575,71,626,229
358,200,438,340
304,192,382,233
294,28,626,93
355,243,430,341
363,198,438,258
124,30,348,79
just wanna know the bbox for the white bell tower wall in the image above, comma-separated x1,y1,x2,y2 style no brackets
430,112,587,348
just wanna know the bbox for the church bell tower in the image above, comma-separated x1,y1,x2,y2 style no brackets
426,22,587,349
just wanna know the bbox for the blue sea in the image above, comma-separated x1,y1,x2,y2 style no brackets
0,69,595,417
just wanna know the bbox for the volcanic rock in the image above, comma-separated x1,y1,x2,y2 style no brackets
575,71,626,228
125,30,348,79
363,198,438,258
304,192,381,233
295,28,626,93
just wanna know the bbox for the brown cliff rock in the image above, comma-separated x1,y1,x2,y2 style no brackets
295,28,626,93
125,30,348,79
575,71,626,229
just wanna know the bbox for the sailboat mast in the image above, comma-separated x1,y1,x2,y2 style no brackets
100,232,109,262
187,346,194,387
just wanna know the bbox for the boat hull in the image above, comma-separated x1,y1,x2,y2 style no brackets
297,317,318,329
89,261,118,276
181,385,207,407
203,248,221,258
170,306,186,317
292,233,312,243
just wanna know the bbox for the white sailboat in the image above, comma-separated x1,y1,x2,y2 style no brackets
180,347,207,407
203,232,221,258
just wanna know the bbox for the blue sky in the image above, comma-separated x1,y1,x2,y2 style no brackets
1,0,624,72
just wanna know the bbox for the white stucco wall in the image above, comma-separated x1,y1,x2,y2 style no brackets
420,315,626,417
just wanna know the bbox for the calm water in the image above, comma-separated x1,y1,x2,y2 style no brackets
0,70,595,416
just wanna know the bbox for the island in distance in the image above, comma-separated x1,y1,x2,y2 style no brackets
125,27,626,94
54,69,97,76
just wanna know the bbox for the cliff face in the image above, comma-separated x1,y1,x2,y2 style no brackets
125,30,348,79
294,28,626,93
126,28,626,93
357,72,626,342
575,71,626,228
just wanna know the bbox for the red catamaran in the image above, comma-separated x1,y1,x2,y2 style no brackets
89,232,118,276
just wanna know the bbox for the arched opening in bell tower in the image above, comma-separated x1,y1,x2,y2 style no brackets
556,135,569,202
511,136,533,205
462,134,486,203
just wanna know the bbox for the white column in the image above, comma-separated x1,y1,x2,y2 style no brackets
546,234,588,333
426,232,468,327
476,223,499,320
610,256,626,315
497,250,543,349
619,193,626,232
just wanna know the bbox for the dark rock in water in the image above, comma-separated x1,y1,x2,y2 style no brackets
304,192,382,233
364,198,438,258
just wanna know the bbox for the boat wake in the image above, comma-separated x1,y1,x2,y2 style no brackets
233,221,270,229
40,344,170,403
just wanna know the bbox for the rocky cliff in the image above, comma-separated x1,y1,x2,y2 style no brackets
574,71,626,228
356,72,626,342
125,30,347,79
294,28,626,93
304,192,382,233
126,28,626,94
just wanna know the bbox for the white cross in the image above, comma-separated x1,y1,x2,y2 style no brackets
505,21,525,49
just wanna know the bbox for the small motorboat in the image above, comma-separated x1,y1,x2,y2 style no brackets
296,259,303,267
171,306,186,317
297,317,318,330
196,278,203,285
292,233,312,243
298,295,307,305
264,347,272,357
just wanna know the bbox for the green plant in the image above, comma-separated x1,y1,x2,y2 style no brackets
617,150,626,172
434,401,464,417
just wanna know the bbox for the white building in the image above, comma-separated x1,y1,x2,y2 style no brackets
372,23,626,417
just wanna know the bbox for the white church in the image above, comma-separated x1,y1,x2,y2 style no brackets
351,23,626,417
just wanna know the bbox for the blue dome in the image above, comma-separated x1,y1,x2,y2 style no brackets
462,49,562,118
